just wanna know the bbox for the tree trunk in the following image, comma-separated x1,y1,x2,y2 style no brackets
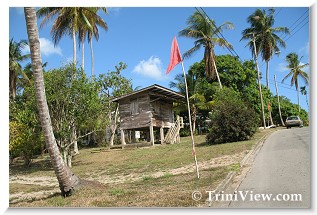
109,105,119,146
9,69,17,99
72,126,79,155
252,34,266,129
297,87,301,112
266,61,270,88
90,39,94,80
81,41,84,70
72,28,77,66
212,54,222,89
24,7,80,196
266,61,274,126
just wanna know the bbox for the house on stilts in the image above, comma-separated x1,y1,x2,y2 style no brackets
111,84,184,148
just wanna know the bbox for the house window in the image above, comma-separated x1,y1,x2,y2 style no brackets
130,98,139,115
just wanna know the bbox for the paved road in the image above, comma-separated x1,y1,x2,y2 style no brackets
229,127,310,208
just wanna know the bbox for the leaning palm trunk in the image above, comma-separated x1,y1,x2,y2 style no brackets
266,61,274,126
252,34,266,129
24,7,80,196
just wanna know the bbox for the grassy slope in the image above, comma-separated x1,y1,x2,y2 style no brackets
10,129,274,207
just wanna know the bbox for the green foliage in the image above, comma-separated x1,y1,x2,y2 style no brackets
9,121,43,167
206,88,258,144
9,89,44,166
42,64,103,148
270,95,309,126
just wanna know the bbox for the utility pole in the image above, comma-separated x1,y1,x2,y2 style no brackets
253,33,266,129
274,75,285,126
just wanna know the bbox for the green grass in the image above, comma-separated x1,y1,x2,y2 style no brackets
9,129,274,207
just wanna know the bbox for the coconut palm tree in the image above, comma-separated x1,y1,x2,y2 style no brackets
241,8,289,89
241,31,266,128
37,7,97,66
80,8,108,78
78,7,108,77
179,11,234,88
9,38,30,99
24,7,80,196
282,53,309,112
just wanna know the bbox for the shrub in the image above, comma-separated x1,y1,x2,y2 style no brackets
206,87,258,145
9,121,43,166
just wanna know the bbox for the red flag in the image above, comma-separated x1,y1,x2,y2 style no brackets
166,37,182,74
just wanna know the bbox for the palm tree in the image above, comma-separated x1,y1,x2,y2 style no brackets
282,53,309,112
78,7,108,77
24,7,80,196
241,31,266,128
179,11,234,88
37,7,97,66
9,38,30,99
241,8,289,89
300,86,309,110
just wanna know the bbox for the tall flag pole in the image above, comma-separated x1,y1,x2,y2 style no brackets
166,37,200,179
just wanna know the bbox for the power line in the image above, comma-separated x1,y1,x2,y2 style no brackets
284,19,309,42
268,78,308,92
281,9,309,40
275,8,282,18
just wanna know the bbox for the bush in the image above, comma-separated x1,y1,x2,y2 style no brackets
9,121,43,166
206,87,258,145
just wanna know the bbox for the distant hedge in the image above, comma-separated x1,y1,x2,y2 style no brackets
206,87,258,145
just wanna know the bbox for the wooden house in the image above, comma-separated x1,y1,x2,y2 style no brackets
111,84,184,146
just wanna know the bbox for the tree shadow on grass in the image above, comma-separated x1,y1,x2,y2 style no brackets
10,157,54,176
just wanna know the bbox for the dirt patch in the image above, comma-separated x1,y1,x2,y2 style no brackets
9,151,246,204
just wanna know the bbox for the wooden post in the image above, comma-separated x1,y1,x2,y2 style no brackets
274,75,285,126
120,129,126,145
149,124,155,146
160,127,165,145
131,130,136,143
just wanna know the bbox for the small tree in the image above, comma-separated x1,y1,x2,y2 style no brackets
206,87,258,144
96,62,133,146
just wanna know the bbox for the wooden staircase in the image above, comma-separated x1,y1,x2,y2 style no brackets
164,116,184,144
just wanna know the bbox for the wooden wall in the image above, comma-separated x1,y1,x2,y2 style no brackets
118,93,174,130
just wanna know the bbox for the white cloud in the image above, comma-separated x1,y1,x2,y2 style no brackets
276,62,288,73
39,38,63,56
22,37,63,57
299,42,309,56
133,56,166,80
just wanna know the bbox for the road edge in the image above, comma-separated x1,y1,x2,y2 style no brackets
207,128,278,207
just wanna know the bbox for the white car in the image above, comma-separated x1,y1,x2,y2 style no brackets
285,116,303,128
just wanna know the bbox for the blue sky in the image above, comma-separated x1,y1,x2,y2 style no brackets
8,6,311,112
